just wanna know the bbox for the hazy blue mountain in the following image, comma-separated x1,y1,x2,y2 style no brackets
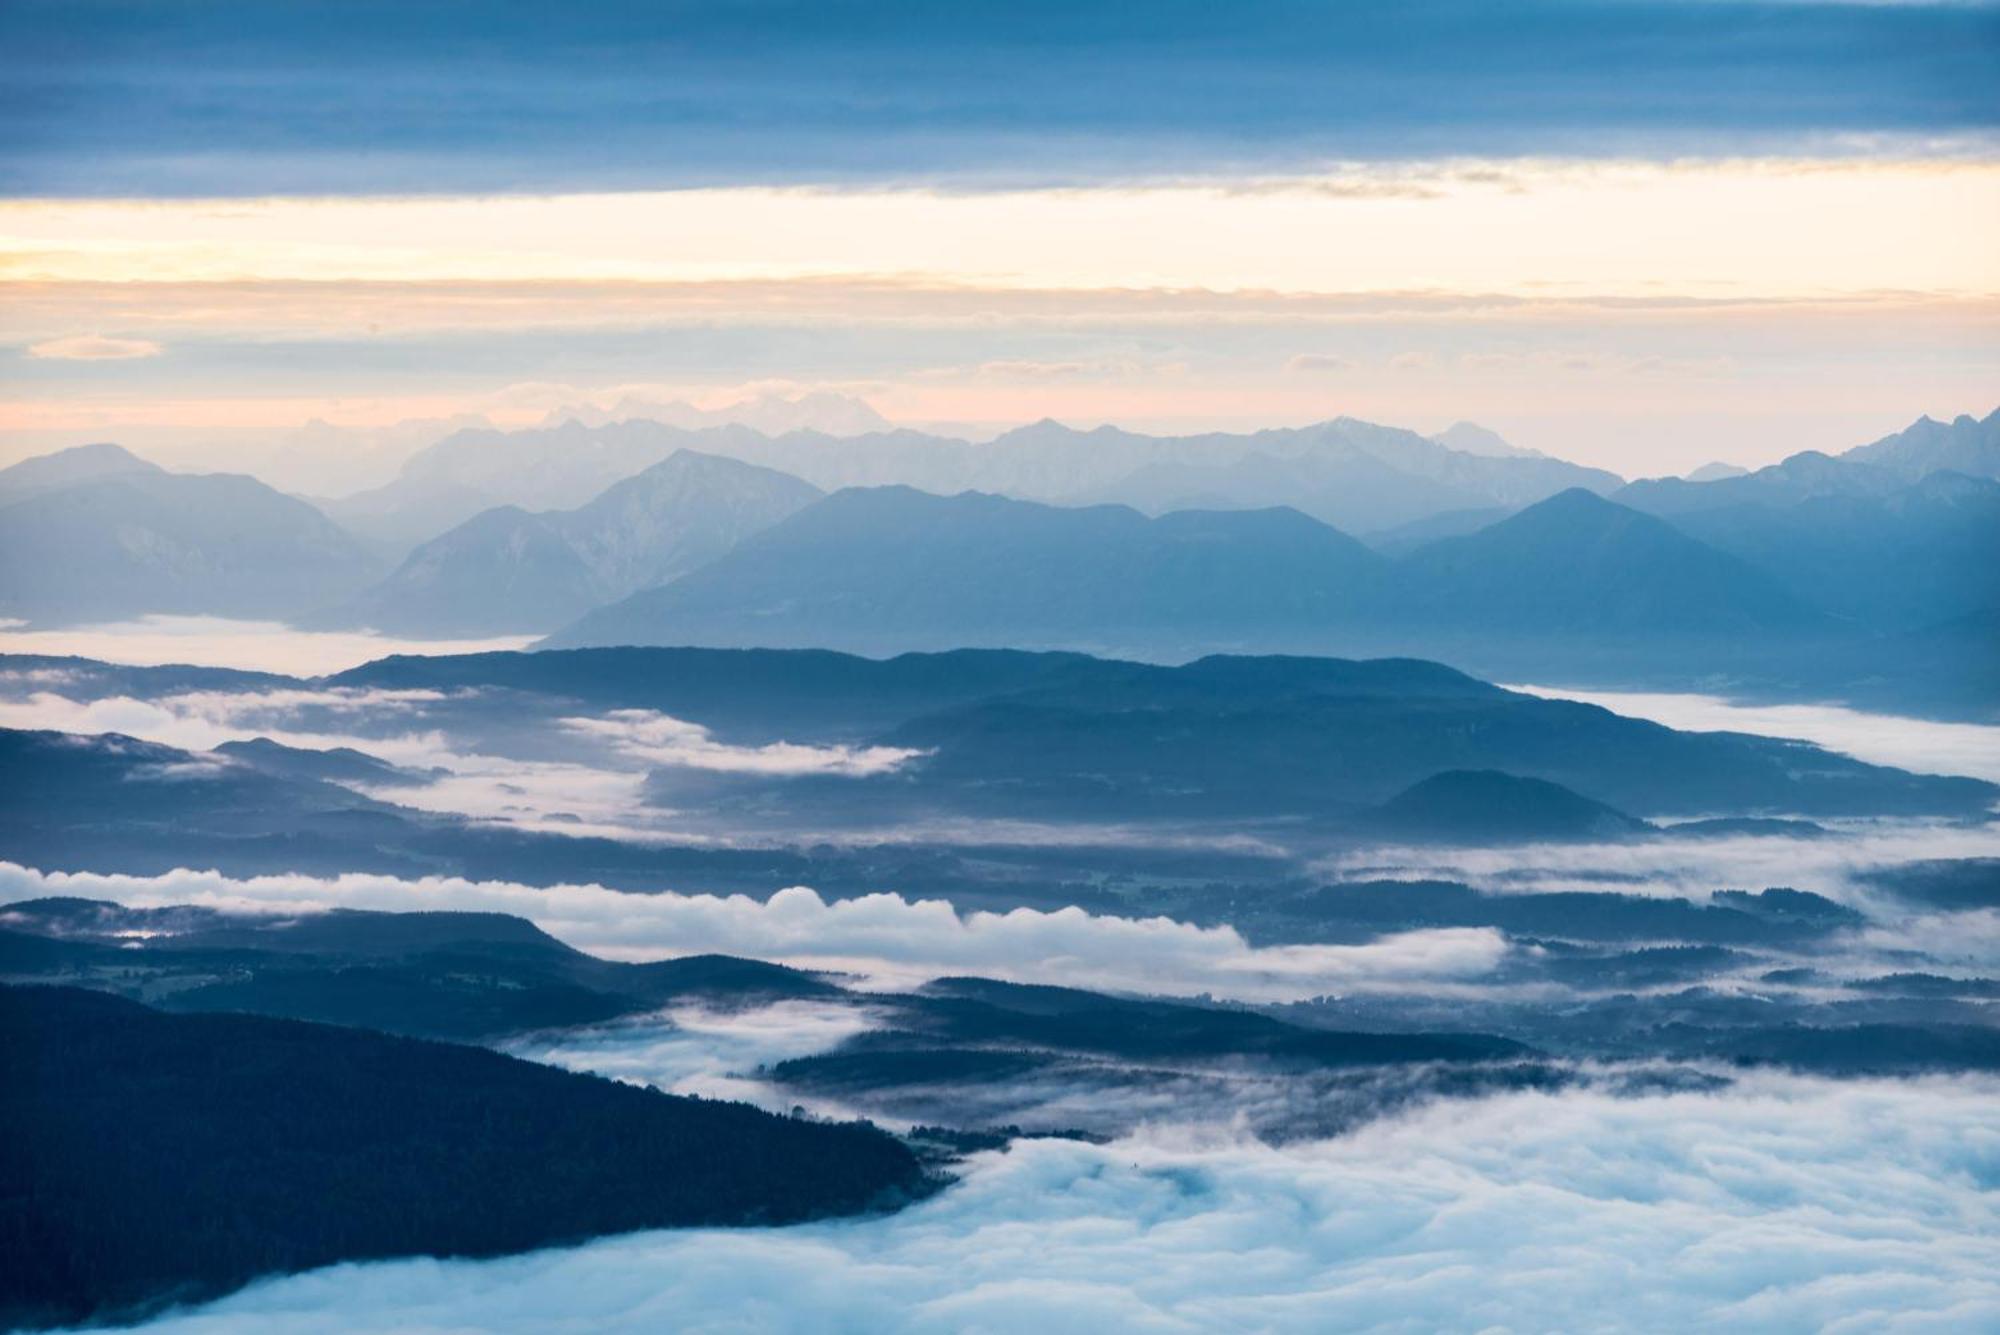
1038,415,1619,530
327,413,1622,551
558,450,822,604
321,420,785,549
0,442,160,506
1813,606,2000,720
0,464,381,625
1614,411,1997,523
19,646,1994,895
1090,446,1478,530
1390,488,1832,636
543,484,1827,666
1370,770,1652,843
319,472,518,551
1429,421,1545,459
865,654,1991,819
546,488,1388,654
1841,408,2000,482
1644,471,2000,632
544,389,894,436
1358,504,1512,556
2,728,400,830
1616,449,1900,517
0,654,297,701
212,737,444,789
328,505,599,633
1618,446,2000,632
330,644,1123,741
325,451,824,634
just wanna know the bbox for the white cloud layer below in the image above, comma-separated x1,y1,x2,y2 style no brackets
562,709,926,778
1510,683,2000,785
0,863,1509,1004
1319,820,2000,907
128,1073,2000,1334
0,686,446,756
0,615,534,677
503,1003,880,1116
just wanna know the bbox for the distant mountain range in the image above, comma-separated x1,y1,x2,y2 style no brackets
543,484,1838,672
1616,443,2000,632
323,412,1620,550
0,445,381,625
6,408,1992,716
5,647,1991,904
548,487,1392,652
1371,770,1652,844
320,450,823,635
1843,409,2000,482
540,388,896,436
0,440,160,506
331,647,1996,820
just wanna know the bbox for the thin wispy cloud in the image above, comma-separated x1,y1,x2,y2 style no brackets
24,334,161,361
563,709,925,779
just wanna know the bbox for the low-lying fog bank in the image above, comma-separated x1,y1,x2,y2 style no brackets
0,615,535,677
120,1073,2000,1334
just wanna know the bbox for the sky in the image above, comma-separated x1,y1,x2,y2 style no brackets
2,1,1997,476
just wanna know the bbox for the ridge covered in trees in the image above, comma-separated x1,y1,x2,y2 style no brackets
0,986,934,1329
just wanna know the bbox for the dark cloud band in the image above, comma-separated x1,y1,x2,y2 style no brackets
4,0,1996,196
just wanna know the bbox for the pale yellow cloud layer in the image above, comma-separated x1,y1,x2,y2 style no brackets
3,159,1994,471
3,160,1996,298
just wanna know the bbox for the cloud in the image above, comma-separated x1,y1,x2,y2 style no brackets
1283,352,1352,373
0,864,1510,1004
0,684,673,837
24,334,162,360
0,687,448,757
0,615,534,677
1508,682,2000,785
8,2,1995,197
562,710,925,779
1316,820,2000,911
123,1073,2000,1333
504,1002,882,1116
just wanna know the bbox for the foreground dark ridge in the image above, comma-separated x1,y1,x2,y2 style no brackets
0,986,934,1331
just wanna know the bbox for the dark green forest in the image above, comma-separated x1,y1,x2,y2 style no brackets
0,986,933,1329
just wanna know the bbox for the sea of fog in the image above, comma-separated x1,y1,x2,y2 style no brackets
8,624,1997,1331
0,615,535,676
121,1072,2000,1333
1511,682,2000,786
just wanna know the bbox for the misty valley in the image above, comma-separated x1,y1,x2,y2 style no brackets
5,5,1999,1322
1,403,1996,1328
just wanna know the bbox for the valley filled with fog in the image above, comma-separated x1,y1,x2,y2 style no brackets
5,4,1998,1322
3,576,1995,1326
